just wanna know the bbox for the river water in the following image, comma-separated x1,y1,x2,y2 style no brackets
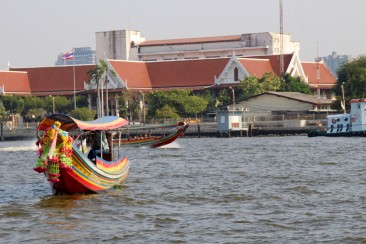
0,136,366,243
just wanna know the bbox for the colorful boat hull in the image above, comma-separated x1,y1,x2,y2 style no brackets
48,146,130,194
35,114,131,195
116,122,189,148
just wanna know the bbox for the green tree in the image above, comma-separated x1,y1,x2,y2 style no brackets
117,94,128,119
238,72,281,98
122,91,141,121
87,60,117,117
1,95,24,114
70,107,96,121
44,95,87,114
155,105,179,119
215,89,231,107
53,96,72,114
76,95,89,108
22,96,43,116
259,72,281,91
25,108,46,122
199,90,216,112
279,73,312,94
0,100,10,121
239,76,262,97
87,62,104,117
182,95,208,117
335,56,366,99
147,90,209,118
147,91,172,116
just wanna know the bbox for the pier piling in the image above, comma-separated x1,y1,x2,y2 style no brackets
1,122,3,142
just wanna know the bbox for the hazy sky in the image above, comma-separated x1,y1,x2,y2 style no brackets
1,0,365,70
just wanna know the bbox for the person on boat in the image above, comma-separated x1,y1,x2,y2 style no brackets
87,132,110,162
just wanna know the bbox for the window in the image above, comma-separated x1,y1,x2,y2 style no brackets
234,67,239,81
220,116,225,124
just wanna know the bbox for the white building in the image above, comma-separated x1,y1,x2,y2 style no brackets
95,29,146,62
227,92,333,114
137,32,300,61
96,30,300,62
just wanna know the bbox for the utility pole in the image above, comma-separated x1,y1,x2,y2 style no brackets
316,41,320,99
230,87,235,111
341,82,346,114
279,0,284,75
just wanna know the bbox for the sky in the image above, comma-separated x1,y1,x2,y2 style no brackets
1,0,365,70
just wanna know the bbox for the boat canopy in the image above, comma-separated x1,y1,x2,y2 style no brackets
37,114,129,132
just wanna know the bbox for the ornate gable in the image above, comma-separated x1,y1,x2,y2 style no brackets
287,52,308,83
84,59,127,91
215,55,249,85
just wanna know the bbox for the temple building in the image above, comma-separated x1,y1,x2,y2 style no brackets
0,30,337,115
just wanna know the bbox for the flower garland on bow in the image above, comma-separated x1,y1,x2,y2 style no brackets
34,121,73,183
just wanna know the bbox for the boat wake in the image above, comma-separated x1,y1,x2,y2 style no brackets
0,141,37,152
0,145,37,152
159,141,181,149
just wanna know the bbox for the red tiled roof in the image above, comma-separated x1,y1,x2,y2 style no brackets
107,60,152,89
0,71,31,95
250,53,294,75
11,65,94,96
146,58,228,89
237,58,274,77
109,58,229,90
301,62,337,89
3,55,336,96
138,35,242,47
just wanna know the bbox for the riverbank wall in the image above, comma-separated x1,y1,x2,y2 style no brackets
0,122,325,142
183,123,323,137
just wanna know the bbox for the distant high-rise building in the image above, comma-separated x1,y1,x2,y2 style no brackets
322,51,351,76
55,47,96,66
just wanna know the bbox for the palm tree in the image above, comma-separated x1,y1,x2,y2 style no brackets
87,64,103,117
87,60,116,118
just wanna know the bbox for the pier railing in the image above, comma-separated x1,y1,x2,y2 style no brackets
141,113,328,127
2,114,328,128
0,113,328,141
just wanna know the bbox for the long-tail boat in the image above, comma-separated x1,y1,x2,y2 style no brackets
34,114,130,194
115,121,189,148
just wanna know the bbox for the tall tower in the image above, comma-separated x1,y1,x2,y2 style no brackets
279,0,284,74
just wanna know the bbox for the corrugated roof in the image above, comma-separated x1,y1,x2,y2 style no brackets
266,91,332,104
242,91,332,105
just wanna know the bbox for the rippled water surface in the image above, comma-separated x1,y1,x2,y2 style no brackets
1,136,366,243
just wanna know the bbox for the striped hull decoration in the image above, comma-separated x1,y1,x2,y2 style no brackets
117,123,189,148
49,146,130,194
